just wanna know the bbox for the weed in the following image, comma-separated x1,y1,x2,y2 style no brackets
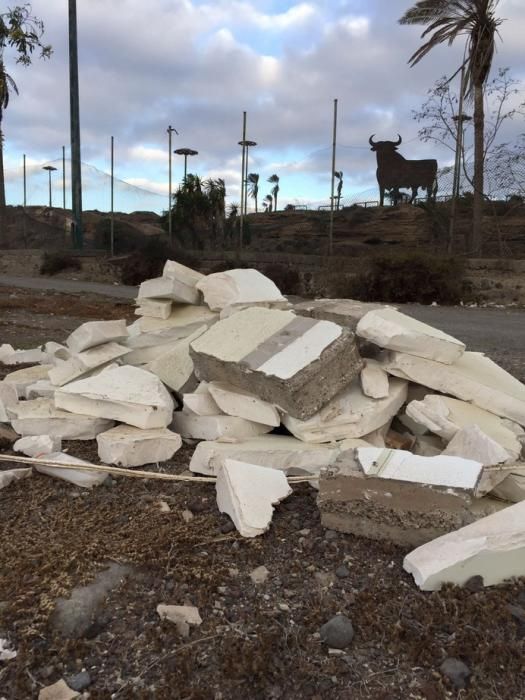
40,252,81,276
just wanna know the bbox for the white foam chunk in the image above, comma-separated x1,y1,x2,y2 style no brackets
383,351,525,427
54,366,174,430
357,308,465,364
282,377,407,443
35,452,109,488
442,425,511,466
190,434,341,477
0,468,32,490
196,268,286,312
146,326,207,392
66,320,129,353
138,276,200,305
360,359,389,399
172,412,272,440
97,425,182,467
357,447,483,492
208,381,280,427
403,499,525,590
0,382,18,422
48,342,131,387
14,434,62,457
216,459,292,537
9,398,114,439
134,298,173,320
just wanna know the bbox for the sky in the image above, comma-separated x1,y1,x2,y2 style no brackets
3,0,525,213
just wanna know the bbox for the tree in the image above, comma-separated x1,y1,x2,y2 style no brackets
267,173,279,212
247,172,259,213
263,194,273,213
204,177,226,249
334,170,343,210
399,0,502,254
0,5,52,240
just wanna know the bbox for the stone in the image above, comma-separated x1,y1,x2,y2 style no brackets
183,386,222,416
382,351,525,427
0,637,17,660
0,381,18,422
320,615,354,649
208,381,280,427
38,679,80,700
360,359,389,399
189,434,341,477
357,308,465,364
36,452,109,488
44,341,72,364
171,412,272,440
406,394,522,461
216,459,292,537
9,398,114,440
14,434,62,457
135,297,173,320
439,658,471,690
65,672,92,692
138,275,201,305
3,364,53,396
196,268,286,311
492,471,525,503
282,377,407,443
51,563,133,637
122,337,188,366
0,468,32,490
190,307,362,421
145,326,207,392
55,366,175,430
133,304,218,334
96,425,182,467
219,299,291,319
413,434,444,457
335,565,350,579
1,346,48,365
48,342,131,387
65,320,128,353
25,379,55,400
442,425,511,466
157,604,202,637
163,259,204,285
250,565,270,584
293,298,387,329
0,343,15,362
403,499,525,590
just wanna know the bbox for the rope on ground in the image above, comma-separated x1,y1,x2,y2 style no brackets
0,453,319,484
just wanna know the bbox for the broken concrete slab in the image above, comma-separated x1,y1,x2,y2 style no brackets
96,424,182,467
183,386,222,416
65,320,128,354
25,378,55,400
0,343,15,363
172,411,272,440
196,268,286,311
208,381,280,427
357,308,465,364
442,425,511,466
36,452,109,488
406,394,522,461
3,364,53,396
293,298,388,330
132,304,218,334
0,468,32,490
0,382,18,422
9,398,114,440
216,459,292,537
163,259,204,285
492,471,525,503
38,679,80,700
14,434,62,457
219,299,291,320
190,434,341,477
135,297,173,320
190,307,362,420
138,275,201,305
157,604,202,637
360,359,389,399
282,377,407,443
413,434,444,457
54,366,175,430
48,342,131,387
44,341,72,364
0,346,48,365
382,351,525,426
403,499,525,590
145,326,207,392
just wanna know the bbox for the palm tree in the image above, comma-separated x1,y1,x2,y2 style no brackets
399,0,502,253
0,63,18,210
263,194,273,213
247,172,259,213
267,174,279,212
204,177,226,249
334,170,343,210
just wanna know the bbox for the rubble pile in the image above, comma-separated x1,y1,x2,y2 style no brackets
1,258,525,592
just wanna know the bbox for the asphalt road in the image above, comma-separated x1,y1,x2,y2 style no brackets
0,274,137,300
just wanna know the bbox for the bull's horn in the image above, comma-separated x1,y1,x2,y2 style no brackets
369,134,377,146
394,134,402,146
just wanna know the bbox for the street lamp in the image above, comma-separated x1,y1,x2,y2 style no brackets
167,125,179,243
174,148,198,183
42,165,57,208
238,139,257,215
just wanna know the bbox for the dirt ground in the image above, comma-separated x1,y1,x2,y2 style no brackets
0,287,524,699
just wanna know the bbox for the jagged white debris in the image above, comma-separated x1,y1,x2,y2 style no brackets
183,385,222,416
403,499,525,590
0,343,15,363
0,346,48,365
38,678,80,700
216,459,292,537
0,382,18,422
357,308,465,364
360,359,389,399
219,300,290,319
163,259,204,284
382,351,525,426
9,398,114,439
145,326,207,392
44,341,71,364
492,471,525,503
157,604,202,637
97,425,182,467
65,320,128,353
0,638,17,660
14,434,62,457
282,377,407,443
3,365,53,397
406,394,522,461
138,275,201,305
196,268,286,311
135,297,173,320
35,451,109,488
190,434,342,477
132,304,218,334
0,468,32,490
172,411,272,440
48,342,131,386
208,381,280,427
442,424,511,465
25,379,55,400
357,447,483,493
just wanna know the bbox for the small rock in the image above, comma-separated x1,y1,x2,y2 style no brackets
38,679,80,700
335,566,350,579
439,658,471,690
65,671,92,692
299,529,311,536
464,575,484,592
157,604,202,638
220,519,236,534
181,509,193,522
228,567,239,578
158,501,171,513
324,530,338,541
320,615,354,649
250,566,269,585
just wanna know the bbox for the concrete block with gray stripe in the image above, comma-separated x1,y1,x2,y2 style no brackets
189,307,362,420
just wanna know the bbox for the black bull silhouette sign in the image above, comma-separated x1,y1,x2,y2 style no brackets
369,134,438,206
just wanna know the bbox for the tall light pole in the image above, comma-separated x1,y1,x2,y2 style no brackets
167,125,178,243
448,62,470,253
174,148,198,182
238,112,247,253
62,146,66,209
69,0,83,249
239,139,257,215
43,165,57,208
329,98,338,256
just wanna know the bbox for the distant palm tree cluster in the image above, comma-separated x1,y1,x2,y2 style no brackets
247,173,280,213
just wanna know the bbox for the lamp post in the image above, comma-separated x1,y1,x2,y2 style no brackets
174,148,198,183
43,165,57,208
238,139,257,215
167,125,179,243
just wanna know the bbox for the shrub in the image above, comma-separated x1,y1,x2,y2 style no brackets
349,252,465,305
40,252,82,276
261,263,301,296
120,237,199,286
